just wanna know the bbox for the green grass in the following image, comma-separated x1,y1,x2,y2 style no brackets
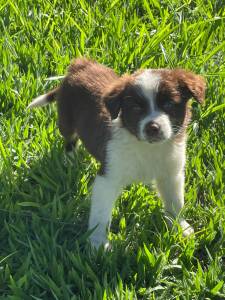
0,0,225,299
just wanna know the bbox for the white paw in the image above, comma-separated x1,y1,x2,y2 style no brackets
104,241,112,251
179,219,194,237
89,235,110,250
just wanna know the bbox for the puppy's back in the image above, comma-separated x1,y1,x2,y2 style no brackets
57,58,118,162
65,58,119,97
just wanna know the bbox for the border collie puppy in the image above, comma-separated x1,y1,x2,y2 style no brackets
28,58,206,249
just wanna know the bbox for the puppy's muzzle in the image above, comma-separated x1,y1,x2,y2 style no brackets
144,121,164,142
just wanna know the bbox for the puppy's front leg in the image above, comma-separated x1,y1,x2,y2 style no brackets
88,175,122,249
156,172,194,236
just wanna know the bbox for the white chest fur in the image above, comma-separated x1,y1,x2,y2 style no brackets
106,120,186,186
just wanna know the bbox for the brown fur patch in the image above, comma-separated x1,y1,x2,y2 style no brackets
157,69,206,141
103,75,134,119
56,58,119,172
159,69,206,104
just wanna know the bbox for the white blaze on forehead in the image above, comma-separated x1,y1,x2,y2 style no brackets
135,70,172,142
135,70,161,112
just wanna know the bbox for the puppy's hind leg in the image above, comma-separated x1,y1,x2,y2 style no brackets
62,134,79,165
59,123,78,166
58,114,78,154
64,133,79,153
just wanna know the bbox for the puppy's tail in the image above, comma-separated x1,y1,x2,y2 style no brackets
27,88,58,109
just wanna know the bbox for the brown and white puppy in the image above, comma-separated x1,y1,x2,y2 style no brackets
28,58,206,249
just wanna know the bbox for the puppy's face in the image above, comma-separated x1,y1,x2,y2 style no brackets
105,69,205,143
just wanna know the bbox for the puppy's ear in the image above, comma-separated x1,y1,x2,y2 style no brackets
104,75,131,119
176,70,206,104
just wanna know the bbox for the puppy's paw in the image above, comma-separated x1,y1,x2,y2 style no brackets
89,235,110,251
179,219,194,237
103,241,112,251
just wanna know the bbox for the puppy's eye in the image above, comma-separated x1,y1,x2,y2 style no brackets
126,97,144,112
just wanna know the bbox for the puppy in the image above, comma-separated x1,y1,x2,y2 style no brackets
28,58,206,248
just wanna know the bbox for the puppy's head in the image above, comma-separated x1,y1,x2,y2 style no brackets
105,69,206,143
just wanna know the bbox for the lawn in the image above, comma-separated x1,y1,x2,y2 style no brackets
0,0,225,299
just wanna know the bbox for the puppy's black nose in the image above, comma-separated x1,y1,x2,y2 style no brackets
145,121,160,137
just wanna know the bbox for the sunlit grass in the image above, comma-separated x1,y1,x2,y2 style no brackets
0,0,224,298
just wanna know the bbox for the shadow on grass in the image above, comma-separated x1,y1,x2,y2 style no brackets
0,138,169,251
0,141,94,250
0,140,171,298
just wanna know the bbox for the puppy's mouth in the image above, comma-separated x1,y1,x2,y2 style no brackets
142,128,173,144
145,135,170,144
